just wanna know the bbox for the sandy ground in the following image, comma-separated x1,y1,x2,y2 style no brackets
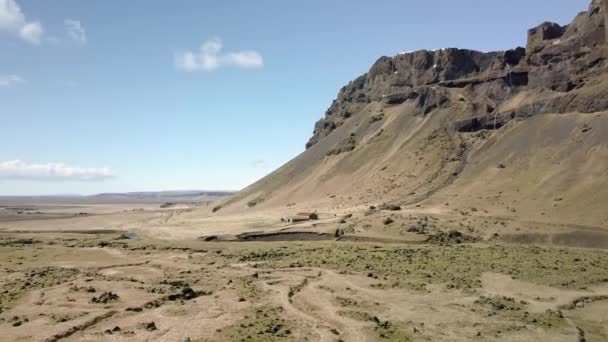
0,200,606,341
3,199,607,248
0,232,607,342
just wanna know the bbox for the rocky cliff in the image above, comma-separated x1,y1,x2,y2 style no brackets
306,0,608,150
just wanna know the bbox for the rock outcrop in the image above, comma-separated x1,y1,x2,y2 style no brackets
306,0,608,150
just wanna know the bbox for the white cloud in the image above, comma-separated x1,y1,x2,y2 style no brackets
0,74,24,87
0,0,44,45
0,0,25,31
251,160,269,170
19,20,42,44
64,19,86,45
175,38,263,72
0,160,115,182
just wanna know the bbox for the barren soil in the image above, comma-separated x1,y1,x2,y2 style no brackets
0,202,607,342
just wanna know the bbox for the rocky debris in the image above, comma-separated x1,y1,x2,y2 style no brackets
369,113,384,123
581,123,593,133
125,306,143,312
166,287,210,301
0,238,40,247
247,197,265,208
160,202,176,208
97,241,111,248
383,217,395,225
379,204,401,211
91,292,119,304
70,285,96,293
426,230,481,244
200,235,219,242
137,321,157,332
326,133,358,156
475,296,525,312
408,224,427,234
180,287,199,300
339,213,352,224
126,287,211,312
10,315,28,327
104,326,122,335
45,311,118,342
577,327,586,342
559,295,608,310
237,231,334,242
407,217,436,235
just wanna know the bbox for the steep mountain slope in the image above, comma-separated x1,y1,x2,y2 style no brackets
219,0,608,229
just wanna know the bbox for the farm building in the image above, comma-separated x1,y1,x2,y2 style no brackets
296,212,319,220
280,212,319,223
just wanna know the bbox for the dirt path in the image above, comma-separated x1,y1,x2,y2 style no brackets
232,263,372,341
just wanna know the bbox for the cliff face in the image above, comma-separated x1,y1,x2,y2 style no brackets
306,0,608,150
305,48,518,148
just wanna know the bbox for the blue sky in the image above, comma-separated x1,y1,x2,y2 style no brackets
0,0,589,195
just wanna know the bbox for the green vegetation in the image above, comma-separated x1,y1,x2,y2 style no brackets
222,306,293,341
233,243,608,291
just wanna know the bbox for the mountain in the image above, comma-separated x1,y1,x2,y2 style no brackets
216,0,608,232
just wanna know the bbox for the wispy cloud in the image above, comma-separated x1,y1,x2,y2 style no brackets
64,19,86,45
0,160,115,182
0,74,25,87
175,38,263,72
0,0,44,45
251,160,269,170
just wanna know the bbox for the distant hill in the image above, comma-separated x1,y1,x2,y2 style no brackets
0,190,235,204
88,190,236,202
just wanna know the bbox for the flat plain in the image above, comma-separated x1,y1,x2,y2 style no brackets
1,201,607,341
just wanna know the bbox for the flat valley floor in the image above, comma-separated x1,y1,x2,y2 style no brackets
1,201,607,341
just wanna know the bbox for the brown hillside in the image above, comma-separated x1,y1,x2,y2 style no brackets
212,0,608,237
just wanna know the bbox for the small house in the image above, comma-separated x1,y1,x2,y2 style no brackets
296,212,318,220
